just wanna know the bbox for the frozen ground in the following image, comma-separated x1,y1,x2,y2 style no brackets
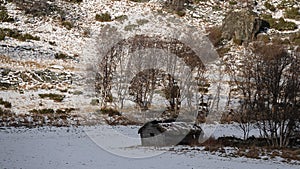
0,125,298,169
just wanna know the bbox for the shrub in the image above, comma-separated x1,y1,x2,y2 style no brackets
38,93,65,102
278,0,296,9
285,7,300,20
56,108,75,114
0,107,12,116
61,21,73,30
216,47,230,57
129,0,143,2
12,0,63,18
233,36,243,45
100,107,121,116
49,41,56,45
264,1,276,12
29,108,55,114
175,10,186,17
18,33,40,41
229,1,237,6
124,24,138,31
262,15,297,31
273,18,297,31
95,13,112,22
0,5,14,22
114,15,128,22
256,34,270,43
63,0,83,3
136,19,149,25
90,99,99,106
290,32,300,45
244,147,261,159
54,52,71,59
194,0,208,3
0,28,40,41
207,26,223,47
272,37,290,45
0,98,12,108
0,30,5,40
82,28,90,37
72,90,83,95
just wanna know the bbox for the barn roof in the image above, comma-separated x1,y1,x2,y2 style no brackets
138,119,201,135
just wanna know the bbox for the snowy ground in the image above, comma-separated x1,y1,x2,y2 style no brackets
0,125,299,169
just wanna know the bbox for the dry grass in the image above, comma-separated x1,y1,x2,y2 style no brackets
206,26,223,47
0,55,44,69
38,93,65,102
244,147,261,159
281,149,300,161
199,137,221,152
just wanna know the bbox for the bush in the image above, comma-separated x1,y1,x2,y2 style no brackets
18,33,40,41
233,36,243,45
285,7,300,20
63,0,83,3
264,1,276,12
61,21,73,30
175,10,186,17
56,108,75,114
29,108,55,114
207,26,223,47
90,99,99,106
114,15,128,22
216,47,230,57
95,13,112,22
244,147,261,159
0,28,40,41
274,18,297,31
0,98,12,108
38,93,65,102
0,107,12,116
194,0,208,3
278,0,296,9
290,32,300,45
0,30,5,40
129,0,144,2
100,107,121,116
229,1,237,6
256,34,270,43
124,24,139,31
262,15,297,31
136,19,149,25
0,5,14,22
54,52,71,59
272,37,290,45
12,0,63,18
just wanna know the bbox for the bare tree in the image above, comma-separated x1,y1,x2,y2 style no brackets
252,43,300,147
226,42,300,147
224,49,256,140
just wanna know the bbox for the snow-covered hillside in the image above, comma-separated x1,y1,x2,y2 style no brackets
1,0,299,119
0,0,299,166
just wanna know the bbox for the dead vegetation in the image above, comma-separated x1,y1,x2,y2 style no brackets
38,93,65,102
0,107,80,127
0,98,12,108
197,136,300,162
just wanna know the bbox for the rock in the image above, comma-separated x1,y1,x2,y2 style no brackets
221,10,263,45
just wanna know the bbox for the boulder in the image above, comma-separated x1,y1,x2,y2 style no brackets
221,10,263,45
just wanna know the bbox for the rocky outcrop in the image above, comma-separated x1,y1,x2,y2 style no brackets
221,10,263,45
0,68,79,90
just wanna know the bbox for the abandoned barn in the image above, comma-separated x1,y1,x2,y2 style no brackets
138,119,203,146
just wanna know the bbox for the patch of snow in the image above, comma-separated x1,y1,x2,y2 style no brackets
0,125,298,169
